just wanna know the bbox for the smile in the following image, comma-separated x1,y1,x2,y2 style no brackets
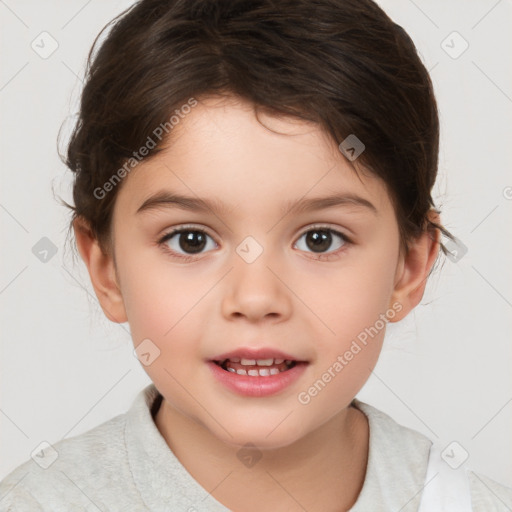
208,359,308,397
214,357,296,376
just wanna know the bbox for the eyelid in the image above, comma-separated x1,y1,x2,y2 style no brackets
295,223,352,242
159,223,217,241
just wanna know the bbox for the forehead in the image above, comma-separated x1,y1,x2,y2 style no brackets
115,96,392,219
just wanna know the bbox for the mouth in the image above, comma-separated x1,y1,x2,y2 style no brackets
207,348,309,397
213,357,299,377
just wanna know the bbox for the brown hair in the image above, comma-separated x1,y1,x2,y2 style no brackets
60,0,455,265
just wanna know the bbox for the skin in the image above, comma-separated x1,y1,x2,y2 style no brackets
74,95,440,511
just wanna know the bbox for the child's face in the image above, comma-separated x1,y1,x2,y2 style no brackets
108,96,406,448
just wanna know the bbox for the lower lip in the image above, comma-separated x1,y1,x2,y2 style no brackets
207,361,308,397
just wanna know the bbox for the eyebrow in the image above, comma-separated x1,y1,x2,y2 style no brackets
136,191,378,216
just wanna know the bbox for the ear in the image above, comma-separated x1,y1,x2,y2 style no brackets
388,210,441,322
73,217,128,324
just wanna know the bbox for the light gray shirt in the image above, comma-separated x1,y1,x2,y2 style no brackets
1,384,511,511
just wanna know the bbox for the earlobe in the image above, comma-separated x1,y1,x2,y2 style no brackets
73,217,128,324
388,211,441,323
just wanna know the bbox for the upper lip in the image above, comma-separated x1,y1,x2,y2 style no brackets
210,347,308,362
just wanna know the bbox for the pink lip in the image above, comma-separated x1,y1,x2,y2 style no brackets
206,360,309,397
209,347,307,363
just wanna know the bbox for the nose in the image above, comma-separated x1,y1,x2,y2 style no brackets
220,246,292,324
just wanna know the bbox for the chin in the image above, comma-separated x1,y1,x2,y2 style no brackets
208,420,308,451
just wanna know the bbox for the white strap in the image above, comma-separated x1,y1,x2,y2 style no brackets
418,442,473,512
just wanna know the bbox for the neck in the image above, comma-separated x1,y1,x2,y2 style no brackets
154,398,369,512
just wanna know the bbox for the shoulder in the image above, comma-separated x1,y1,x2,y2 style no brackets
349,399,433,511
0,413,130,511
353,398,433,462
351,399,512,511
0,387,154,511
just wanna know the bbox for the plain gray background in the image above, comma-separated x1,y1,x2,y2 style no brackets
1,0,511,489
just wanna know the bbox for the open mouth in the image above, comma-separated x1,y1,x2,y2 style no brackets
213,357,298,377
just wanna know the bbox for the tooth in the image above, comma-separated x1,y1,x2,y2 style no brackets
256,358,273,366
285,360,292,365
236,368,248,375
227,367,236,373
274,359,284,364
248,369,259,376
270,368,280,375
241,358,256,365
258,368,270,376
230,358,240,363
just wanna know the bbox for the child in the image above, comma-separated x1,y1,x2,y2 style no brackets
1,0,511,510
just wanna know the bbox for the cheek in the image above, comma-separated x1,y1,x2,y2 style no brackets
297,238,398,396
297,270,390,417
114,243,183,341
303,247,398,343
117,250,215,373
120,266,204,389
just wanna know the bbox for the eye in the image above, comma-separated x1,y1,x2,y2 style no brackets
294,225,351,259
158,226,217,261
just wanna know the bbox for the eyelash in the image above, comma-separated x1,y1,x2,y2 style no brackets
157,224,353,262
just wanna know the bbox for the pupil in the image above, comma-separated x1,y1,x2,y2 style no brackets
307,230,331,253
179,231,206,254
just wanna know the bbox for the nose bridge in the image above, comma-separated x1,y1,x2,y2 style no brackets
221,234,291,321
